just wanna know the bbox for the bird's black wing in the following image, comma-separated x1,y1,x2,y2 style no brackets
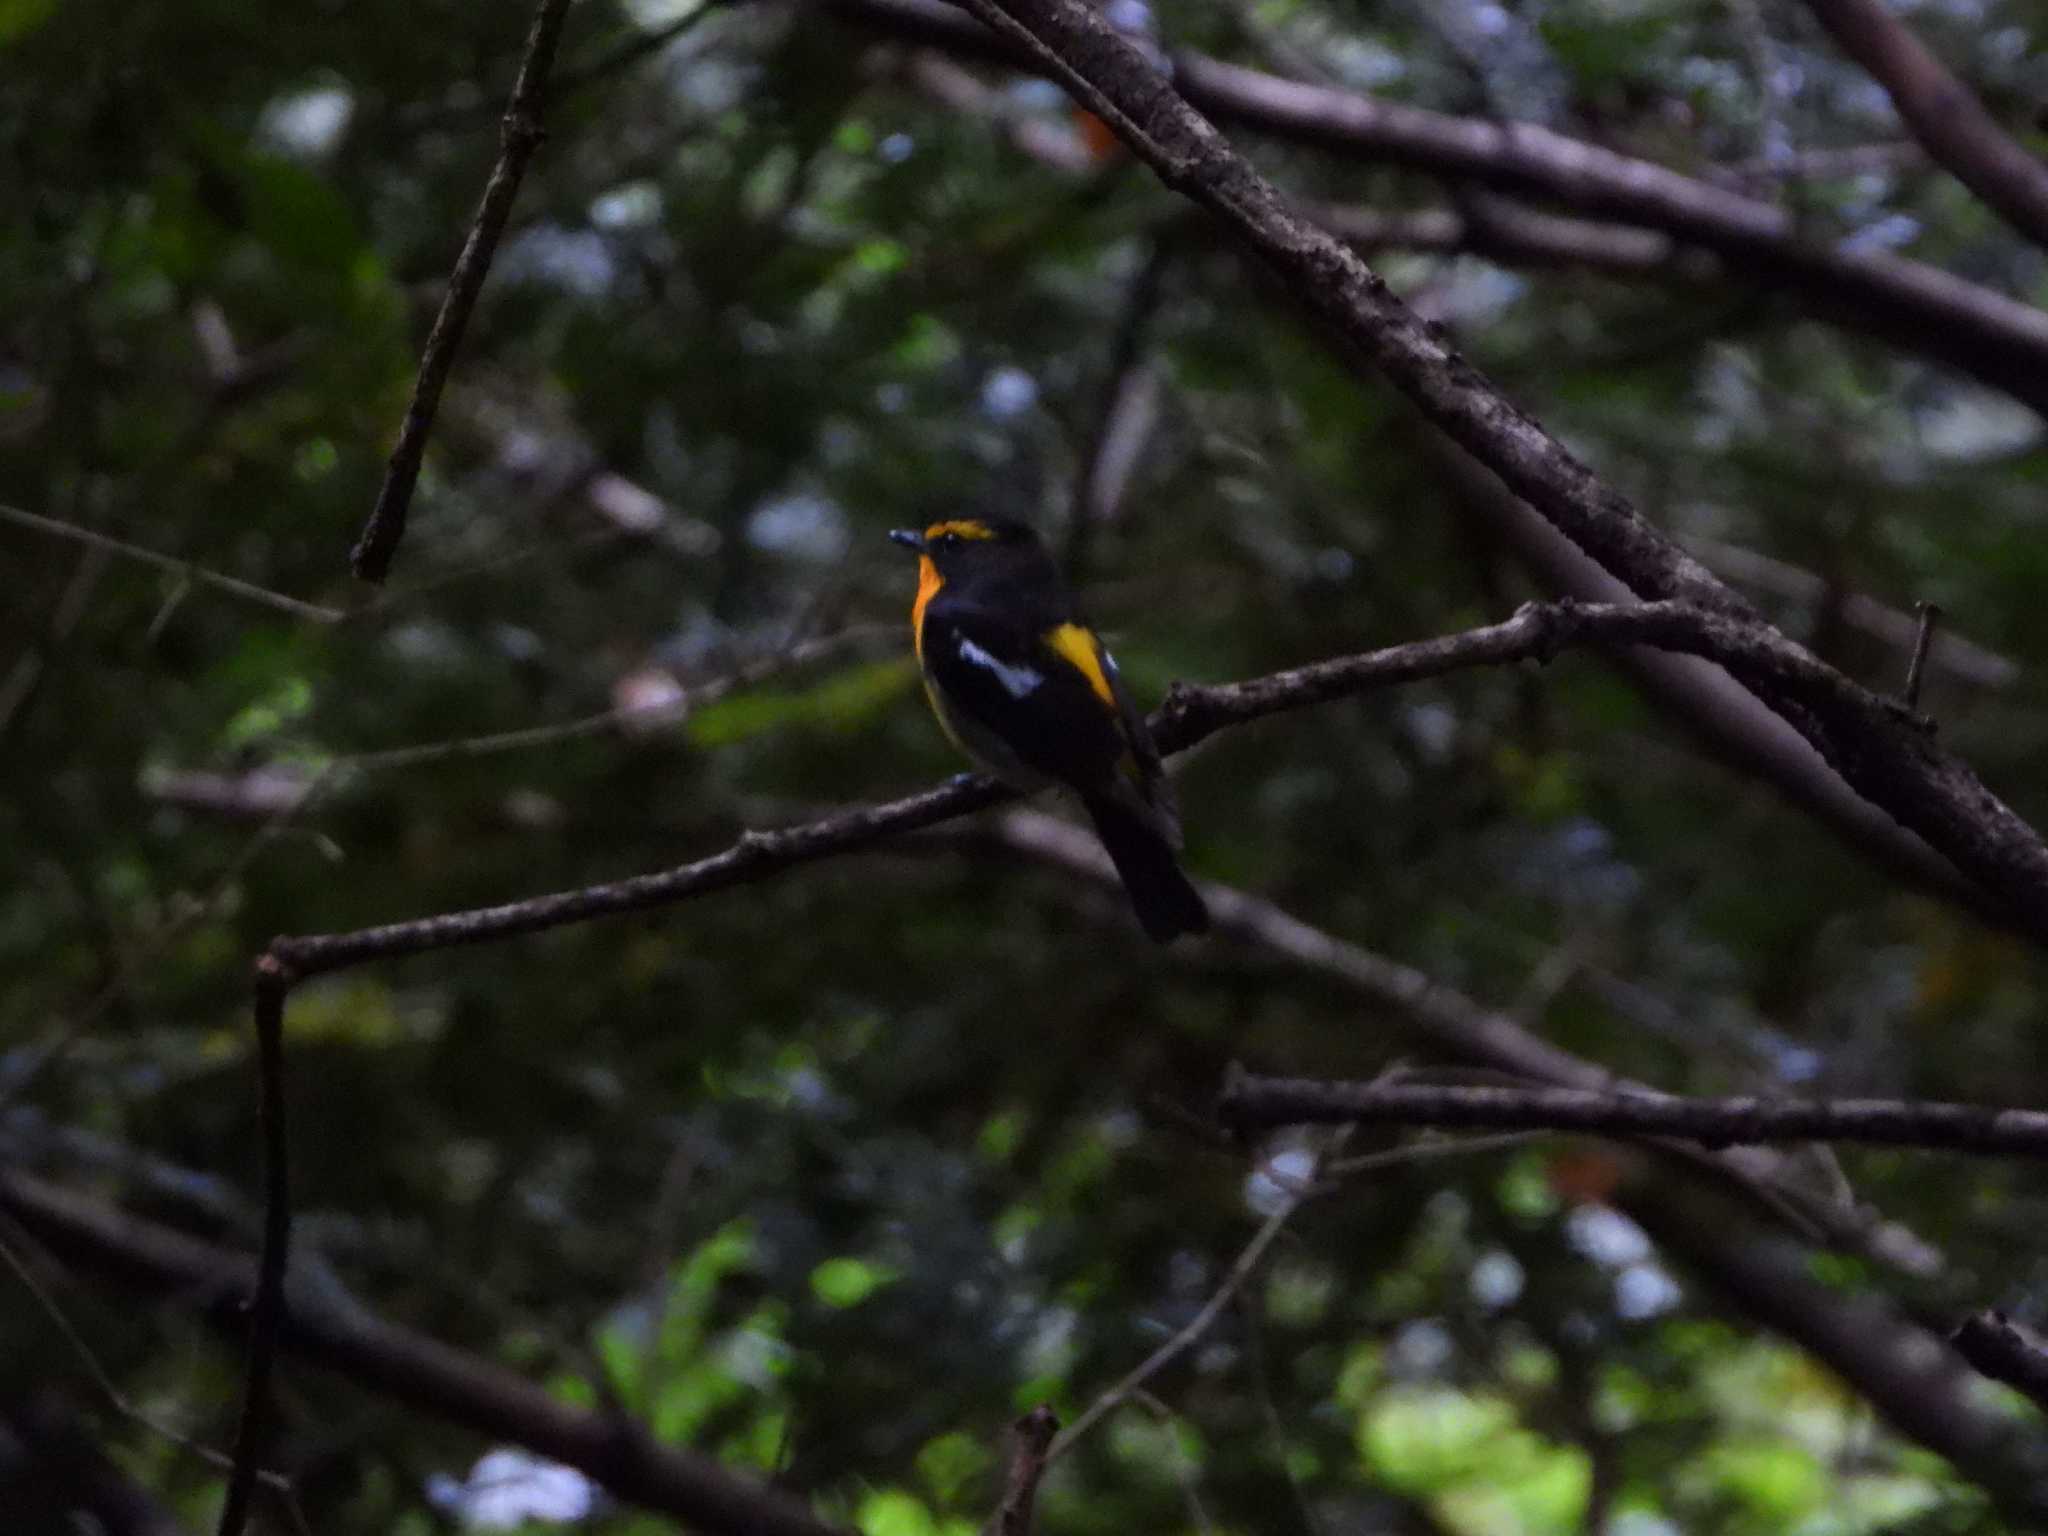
920,597,1130,790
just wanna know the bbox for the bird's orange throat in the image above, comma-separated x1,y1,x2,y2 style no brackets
911,555,942,659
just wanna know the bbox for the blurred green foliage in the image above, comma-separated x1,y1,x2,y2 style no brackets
5,0,2048,1531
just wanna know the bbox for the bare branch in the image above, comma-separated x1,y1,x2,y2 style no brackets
987,1407,1060,1536
0,503,347,625
0,1172,849,1536
1688,539,2013,691
1952,1313,2048,1416
1048,1185,1302,1464
1804,0,2048,250
1432,444,2002,930
1218,1074,2048,1159
215,957,292,1536
988,808,1932,1269
941,0,2048,932
987,812,2048,1520
251,597,1981,981
349,0,575,583
827,0,2048,413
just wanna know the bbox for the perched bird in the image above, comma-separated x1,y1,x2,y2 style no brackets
890,516,1208,942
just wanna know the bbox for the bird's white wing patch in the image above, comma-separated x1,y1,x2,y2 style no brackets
956,635,1043,698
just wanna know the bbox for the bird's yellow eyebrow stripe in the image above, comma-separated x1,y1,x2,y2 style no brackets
1046,622,1117,709
923,518,997,541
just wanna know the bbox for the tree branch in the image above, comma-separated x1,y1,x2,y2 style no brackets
0,1172,848,1536
219,598,2032,1522
942,0,2048,933
1952,1312,2048,1416
988,808,1936,1271
215,958,292,1536
349,0,574,583
1430,441,2000,930
985,811,2048,1520
1803,0,2048,251
827,0,2048,414
1217,1074,2048,1158
251,596,1967,981
988,1407,1059,1536
0,503,346,625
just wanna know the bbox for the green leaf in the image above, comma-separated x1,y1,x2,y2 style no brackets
810,1256,901,1309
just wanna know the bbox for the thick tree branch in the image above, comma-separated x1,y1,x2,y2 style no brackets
1623,1193,2048,1523
349,0,574,583
1804,0,2048,251
924,0,2048,932
828,0,2048,413
0,1172,847,1536
1431,443,2000,929
1953,1313,2048,1416
1218,1074,2048,1158
987,812,2048,1519
989,808,1939,1273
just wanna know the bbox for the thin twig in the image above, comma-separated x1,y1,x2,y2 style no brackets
216,956,293,1536
350,0,576,582
0,503,346,624
1048,1192,1303,1464
1902,600,1942,710
987,1406,1060,1536
1219,1074,2048,1159
1235,1291,1327,1536
0,1221,298,1498
247,596,1973,982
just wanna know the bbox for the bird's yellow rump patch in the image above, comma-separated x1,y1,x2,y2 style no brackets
923,518,998,542
1046,622,1117,709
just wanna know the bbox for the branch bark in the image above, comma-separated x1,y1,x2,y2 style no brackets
939,0,2048,933
0,1172,848,1536
988,1407,1059,1536
349,0,574,583
986,811,2048,1521
1430,441,2000,931
826,0,2048,414
1803,0,2048,251
1953,1312,2048,1416
1218,1074,2048,1158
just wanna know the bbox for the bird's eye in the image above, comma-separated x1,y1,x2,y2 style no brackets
937,532,959,549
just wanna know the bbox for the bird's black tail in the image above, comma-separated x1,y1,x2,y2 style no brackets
1083,793,1209,943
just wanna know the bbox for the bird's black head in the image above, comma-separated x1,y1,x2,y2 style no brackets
888,517,1053,586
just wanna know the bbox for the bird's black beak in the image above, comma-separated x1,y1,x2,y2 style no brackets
889,528,926,553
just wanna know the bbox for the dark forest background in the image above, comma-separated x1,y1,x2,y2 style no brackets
8,0,2048,1531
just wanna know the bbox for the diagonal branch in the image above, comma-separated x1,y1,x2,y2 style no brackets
1217,1074,2048,1158
257,597,1964,982
0,1171,848,1536
1,503,347,625
220,598,2033,1522
986,811,2048,1520
943,0,2048,937
827,0,2048,414
986,1407,1060,1536
349,0,574,583
1952,1313,2048,1416
1803,0,2048,251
